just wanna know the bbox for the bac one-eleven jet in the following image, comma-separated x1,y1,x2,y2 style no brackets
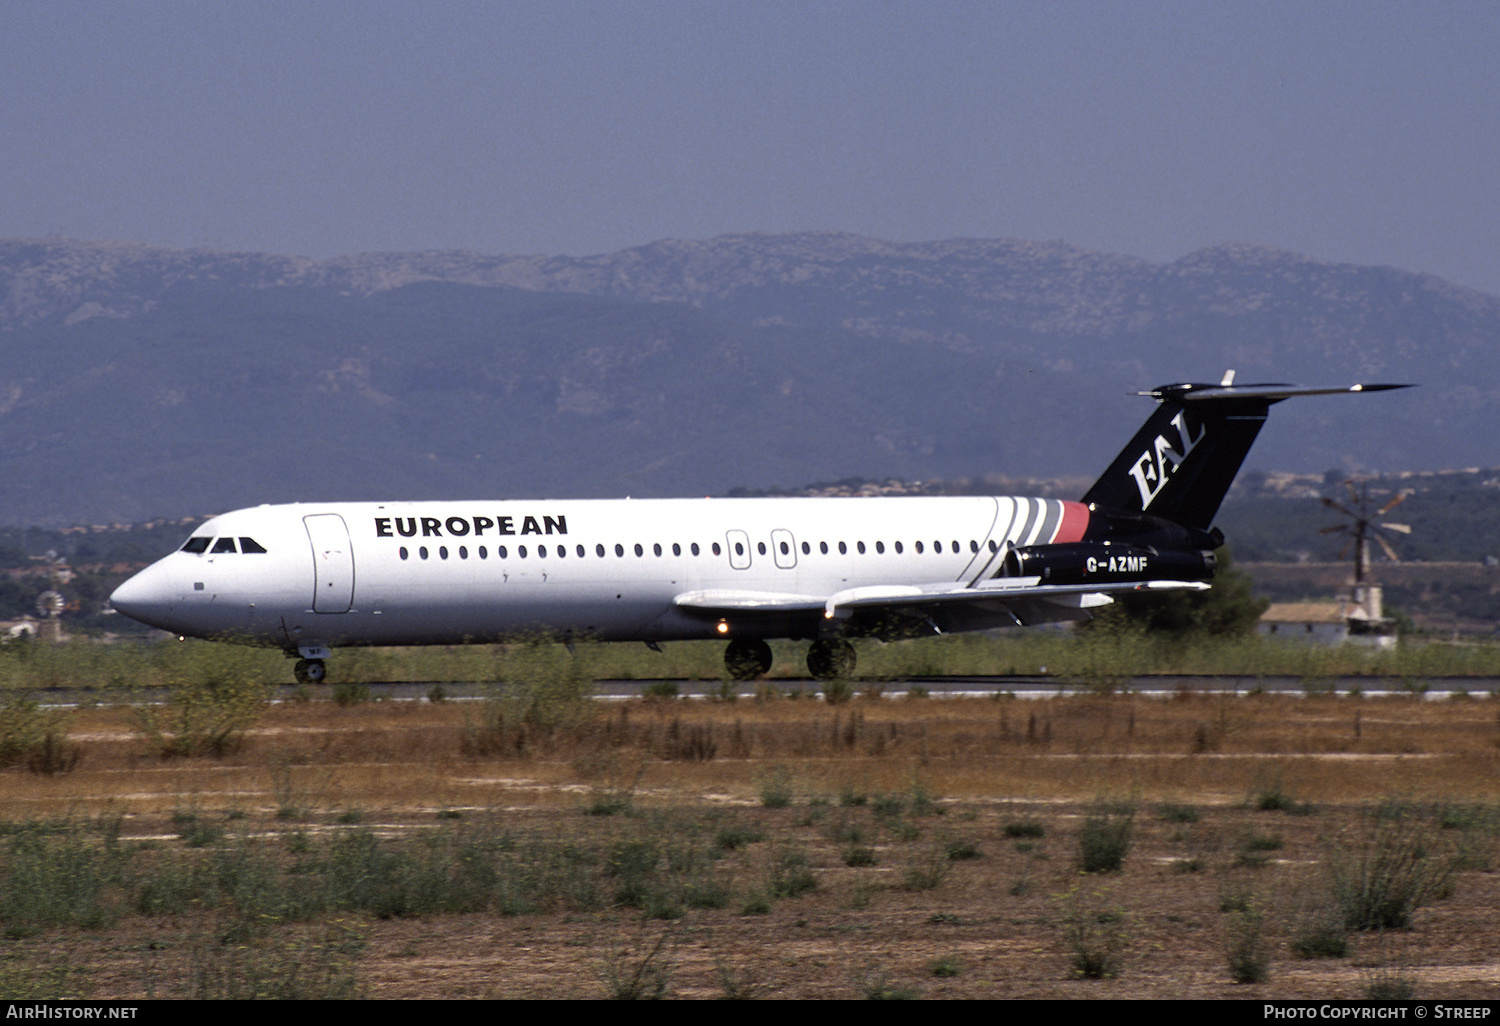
111,375,1408,685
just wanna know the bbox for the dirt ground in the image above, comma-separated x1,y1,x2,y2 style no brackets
5,693,1500,1000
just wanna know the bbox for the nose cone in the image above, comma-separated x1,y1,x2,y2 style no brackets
110,564,178,631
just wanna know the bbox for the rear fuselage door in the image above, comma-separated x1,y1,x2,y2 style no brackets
304,514,354,613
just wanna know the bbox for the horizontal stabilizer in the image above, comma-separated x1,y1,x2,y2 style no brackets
1140,382,1413,404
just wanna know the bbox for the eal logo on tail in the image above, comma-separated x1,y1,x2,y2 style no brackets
1127,411,1206,510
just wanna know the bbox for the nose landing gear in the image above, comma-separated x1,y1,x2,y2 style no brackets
293,658,327,685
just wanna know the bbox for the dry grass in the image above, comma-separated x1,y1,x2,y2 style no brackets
2,690,1498,998
25,692,1500,819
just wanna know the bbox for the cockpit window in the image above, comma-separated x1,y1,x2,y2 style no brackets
181,537,211,554
239,537,267,553
211,537,237,554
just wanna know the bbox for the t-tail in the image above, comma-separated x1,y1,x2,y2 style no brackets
997,372,1411,587
1081,373,1411,531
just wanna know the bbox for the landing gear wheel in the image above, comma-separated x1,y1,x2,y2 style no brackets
294,658,327,685
807,638,856,680
724,639,774,680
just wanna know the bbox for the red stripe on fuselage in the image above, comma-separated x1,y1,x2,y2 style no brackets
1052,501,1090,543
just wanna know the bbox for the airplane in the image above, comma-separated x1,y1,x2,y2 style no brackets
110,375,1409,685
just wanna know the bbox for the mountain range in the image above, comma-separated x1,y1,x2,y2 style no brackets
1,233,1493,526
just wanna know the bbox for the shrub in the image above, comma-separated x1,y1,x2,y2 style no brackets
759,767,794,809
0,694,77,773
134,673,264,758
1290,919,1350,960
901,843,950,891
1003,819,1046,839
945,838,983,861
930,955,962,978
1224,908,1270,984
1158,803,1200,824
1363,967,1417,1000
861,970,920,1000
715,823,765,852
1329,816,1452,931
598,931,674,1000
1077,802,1134,874
768,846,817,898
1064,901,1127,979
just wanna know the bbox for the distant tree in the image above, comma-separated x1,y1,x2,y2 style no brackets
1082,547,1268,639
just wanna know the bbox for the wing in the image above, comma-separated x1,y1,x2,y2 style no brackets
674,577,1208,632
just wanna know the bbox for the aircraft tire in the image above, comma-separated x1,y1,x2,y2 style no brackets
294,658,327,685
724,638,773,680
806,638,856,680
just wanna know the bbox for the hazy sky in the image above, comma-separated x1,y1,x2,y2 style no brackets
4,1,1497,294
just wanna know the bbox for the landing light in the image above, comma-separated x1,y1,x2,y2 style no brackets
716,621,729,635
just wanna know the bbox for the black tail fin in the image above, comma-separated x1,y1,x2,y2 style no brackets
1081,378,1411,532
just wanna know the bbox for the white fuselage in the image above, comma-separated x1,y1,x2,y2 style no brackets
109,495,1085,651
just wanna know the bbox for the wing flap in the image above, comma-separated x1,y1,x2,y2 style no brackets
673,589,828,613
823,578,1208,618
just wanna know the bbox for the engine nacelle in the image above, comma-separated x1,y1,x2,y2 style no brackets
999,542,1216,585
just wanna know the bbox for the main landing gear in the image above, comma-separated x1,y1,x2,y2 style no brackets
721,638,858,681
724,638,773,680
806,638,856,680
293,658,327,685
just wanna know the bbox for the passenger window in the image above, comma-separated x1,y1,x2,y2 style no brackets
757,542,766,555
672,543,681,556
801,541,810,555
181,537,211,554
838,541,847,554
653,543,662,557
856,542,866,554
537,545,546,557
597,544,606,557
479,546,487,559
634,543,644,557
875,541,885,554
915,541,923,554
691,542,700,556
498,545,508,558
894,541,903,554
577,545,585,558
733,542,744,556
616,544,625,557
712,542,721,556
239,537,267,553
988,540,999,553
951,540,959,552
211,537,237,554
780,541,790,555
459,546,468,559
819,541,827,554
420,547,429,559
970,540,979,553
400,547,409,560
518,546,528,558
439,546,449,559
